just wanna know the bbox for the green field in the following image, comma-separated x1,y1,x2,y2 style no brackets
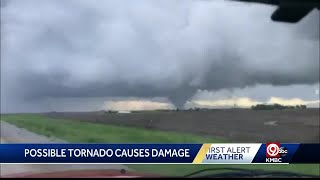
1,114,319,177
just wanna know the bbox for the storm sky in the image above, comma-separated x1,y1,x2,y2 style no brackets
1,0,319,112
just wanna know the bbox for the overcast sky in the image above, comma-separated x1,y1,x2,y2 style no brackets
1,0,319,112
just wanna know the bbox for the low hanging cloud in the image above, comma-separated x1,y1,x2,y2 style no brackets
191,84,320,101
187,86,320,108
187,97,261,108
102,100,175,111
185,97,319,109
267,97,320,107
102,95,319,111
1,0,319,112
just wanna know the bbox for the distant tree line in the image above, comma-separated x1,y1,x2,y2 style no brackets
251,104,307,110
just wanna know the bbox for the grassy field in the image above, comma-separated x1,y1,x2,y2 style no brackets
1,114,319,176
46,109,320,143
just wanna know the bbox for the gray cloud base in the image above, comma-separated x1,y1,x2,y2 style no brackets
1,0,319,111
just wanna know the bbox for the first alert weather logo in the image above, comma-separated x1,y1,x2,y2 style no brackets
193,144,261,164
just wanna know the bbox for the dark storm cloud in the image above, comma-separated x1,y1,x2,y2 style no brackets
1,0,319,110
293,9,319,41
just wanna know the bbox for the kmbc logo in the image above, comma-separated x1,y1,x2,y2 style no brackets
266,142,288,163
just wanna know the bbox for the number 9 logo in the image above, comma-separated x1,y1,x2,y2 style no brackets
267,143,279,156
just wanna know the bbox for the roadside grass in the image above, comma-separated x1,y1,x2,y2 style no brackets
0,114,225,143
1,114,319,176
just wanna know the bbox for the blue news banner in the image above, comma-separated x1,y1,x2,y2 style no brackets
0,143,319,164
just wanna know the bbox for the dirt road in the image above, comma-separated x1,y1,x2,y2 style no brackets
0,121,129,177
